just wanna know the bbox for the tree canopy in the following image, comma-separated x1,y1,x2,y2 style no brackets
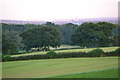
2,33,18,54
20,26,61,51
2,22,119,52
71,22,116,48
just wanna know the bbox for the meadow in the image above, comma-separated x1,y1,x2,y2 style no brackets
3,57,118,78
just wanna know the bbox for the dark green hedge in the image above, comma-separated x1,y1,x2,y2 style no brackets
2,54,11,62
8,52,87,61
2,48,120,62
87,49,105,57
105,48,120,56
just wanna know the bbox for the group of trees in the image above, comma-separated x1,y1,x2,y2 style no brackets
71,22,117,48
20,27,61,51
2,33,18,54
2,22,120,54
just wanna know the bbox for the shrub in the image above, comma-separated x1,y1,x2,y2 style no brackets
105,48,120,56
113,48,120,56
115,48,120,55
5,49,110,62
56,52,86,58
46,51,57,58
11,54,49,61
2,54,11,61
87,49,105,57
10,52,86,61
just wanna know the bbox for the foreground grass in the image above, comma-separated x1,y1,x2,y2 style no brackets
3,57,118,78
11,47,119,57
52,68,118,78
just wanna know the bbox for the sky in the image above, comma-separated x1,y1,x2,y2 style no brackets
0,0,119,21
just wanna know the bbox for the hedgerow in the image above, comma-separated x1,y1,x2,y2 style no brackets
2,48,120,62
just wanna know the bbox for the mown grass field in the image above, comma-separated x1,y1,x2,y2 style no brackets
52,68,118,78
3,57,118,78
11,46,119,57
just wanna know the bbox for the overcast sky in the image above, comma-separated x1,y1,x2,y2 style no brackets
0,0,119,21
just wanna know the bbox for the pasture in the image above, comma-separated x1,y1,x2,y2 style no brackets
52,68,118,78
3,57,118,78
11,46,119,57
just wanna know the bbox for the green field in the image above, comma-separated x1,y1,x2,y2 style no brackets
11,47,119,57
3,57,118,78
52,68,118,78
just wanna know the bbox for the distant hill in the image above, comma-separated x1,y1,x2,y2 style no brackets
1,20,46,24
1,17,118,25
53,17,118,25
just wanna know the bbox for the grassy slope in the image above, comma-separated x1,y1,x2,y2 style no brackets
3,57,118,78
11,47,119,57
52,68,118,78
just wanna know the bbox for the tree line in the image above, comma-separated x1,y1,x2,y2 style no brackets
2,22,120,54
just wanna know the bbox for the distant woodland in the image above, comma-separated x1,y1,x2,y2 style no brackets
1,22,120,54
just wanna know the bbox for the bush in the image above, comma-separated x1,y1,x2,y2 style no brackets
46,51,57,58
56,52,86,58
87,49,105,57
11,54,49,61
7,48,120,62
9,52,86,61
2,54,11,61
114,48,120,56
7,50,107,61
105,48,120,56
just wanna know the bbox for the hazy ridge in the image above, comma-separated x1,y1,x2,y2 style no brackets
1,17,118,25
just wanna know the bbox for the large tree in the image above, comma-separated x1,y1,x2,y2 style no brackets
71,22,116,48
59,23,78,44
20,26,61,51
2,33,18,54
112,34,120,46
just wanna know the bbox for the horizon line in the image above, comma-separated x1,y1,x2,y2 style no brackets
0,17,118,22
